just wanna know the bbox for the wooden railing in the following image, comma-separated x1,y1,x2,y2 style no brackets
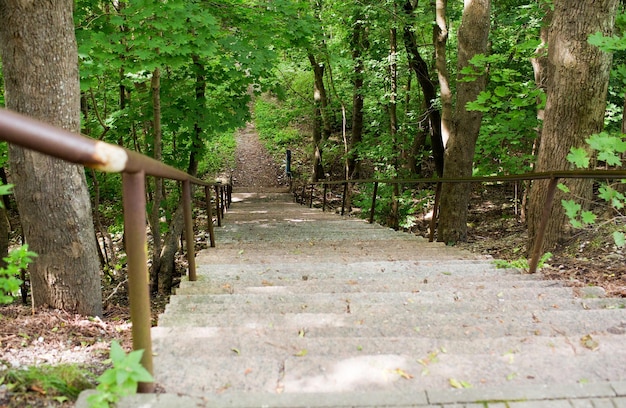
0,108,231,392
296,171,626,274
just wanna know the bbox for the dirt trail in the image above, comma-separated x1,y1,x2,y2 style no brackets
231,122,287,190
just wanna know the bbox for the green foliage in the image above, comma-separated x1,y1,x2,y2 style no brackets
87,341,154,408
493,252,552,272
0,244,37,304
254,97,303,152
563,132,626,247
0,363,94,401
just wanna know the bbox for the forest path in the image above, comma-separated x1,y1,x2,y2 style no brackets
137,191,626,407
230,122,288,191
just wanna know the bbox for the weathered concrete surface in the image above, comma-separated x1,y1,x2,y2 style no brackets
77,191,626,407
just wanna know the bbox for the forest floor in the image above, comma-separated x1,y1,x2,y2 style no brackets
0,124,624,407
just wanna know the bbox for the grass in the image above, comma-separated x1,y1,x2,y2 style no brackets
0,363,95,403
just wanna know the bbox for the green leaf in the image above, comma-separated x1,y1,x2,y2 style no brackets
494,86,507,97
580,211,597,225
557,183,570,193
566,147,590,168
613,231,626,248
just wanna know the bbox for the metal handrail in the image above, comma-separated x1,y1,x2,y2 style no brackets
0,108,231,392
302,170,626,274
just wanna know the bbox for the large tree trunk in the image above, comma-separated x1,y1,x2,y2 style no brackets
527,0,618,254
389,25,400,230
437,0,491,244
403,0,445,177
0,0,103,316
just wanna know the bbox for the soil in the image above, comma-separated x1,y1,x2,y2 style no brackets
1,125,624,407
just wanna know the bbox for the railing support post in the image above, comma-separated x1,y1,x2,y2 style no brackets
220,186,226,218
309,184,314,208
369,182,379,224
215,185,222,227
322,183,327,212
205,186,216,248
183,180,197,281
122,171,154,393
429,182,442,242
341,182,348,216
529,177,559,274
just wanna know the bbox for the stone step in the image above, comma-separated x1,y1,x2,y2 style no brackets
196,241,481,264
174,276,568,296
193,259,516,278
151,328,626,359
162,296,618,318
164,287,586,312
157,308,626,339
152,349,626,396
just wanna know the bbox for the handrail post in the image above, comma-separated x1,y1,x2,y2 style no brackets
429,182,442,242
309,184,314,208
220,186,226,218
214,185,222,227
205,186,216,248
122,171,154,393
341,182,348,216
369,181,379,224
529,177,559,273
182,180,197,281
322,183,327,212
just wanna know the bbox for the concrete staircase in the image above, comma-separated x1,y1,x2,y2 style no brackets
149,191,626,407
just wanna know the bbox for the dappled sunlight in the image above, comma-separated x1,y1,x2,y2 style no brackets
284,355,410,392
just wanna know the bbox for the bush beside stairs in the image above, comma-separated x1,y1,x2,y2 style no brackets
96,191,626,407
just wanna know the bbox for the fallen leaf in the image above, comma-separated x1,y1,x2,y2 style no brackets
231,348,240,355
580,334,599,351
294,349,308,357
449,378,472,389
394,368,413,380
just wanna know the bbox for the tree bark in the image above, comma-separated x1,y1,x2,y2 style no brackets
348,14,367,180
403,0,445,177
434,0,452,150
149,68,163,293
308,54,326,182
527,0,618,254
0,0,103,316
437,0,491,244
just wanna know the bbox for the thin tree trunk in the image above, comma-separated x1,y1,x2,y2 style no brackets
149,67,163,293
403,0,445,177
348,15,367,180
434,0,452,149
389,25,400,230
0,0,103,316
308,54,326,182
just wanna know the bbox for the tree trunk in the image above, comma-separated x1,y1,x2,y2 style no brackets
389,25,400,230
149,67,163,293
308,54,326,182
348,14,367,180
434,0,452,150
527,0,618,254
0,0,103,316
437,0,491,244
403,0,445,177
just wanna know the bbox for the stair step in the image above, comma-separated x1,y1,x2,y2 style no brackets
174,277,568,296
153,350,626,396
152,329,626,359
157,308,626,339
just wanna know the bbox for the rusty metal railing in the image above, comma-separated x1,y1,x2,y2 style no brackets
300,170,626,274
0,108,231,392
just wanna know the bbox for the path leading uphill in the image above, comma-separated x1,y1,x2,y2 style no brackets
84,189,626,408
